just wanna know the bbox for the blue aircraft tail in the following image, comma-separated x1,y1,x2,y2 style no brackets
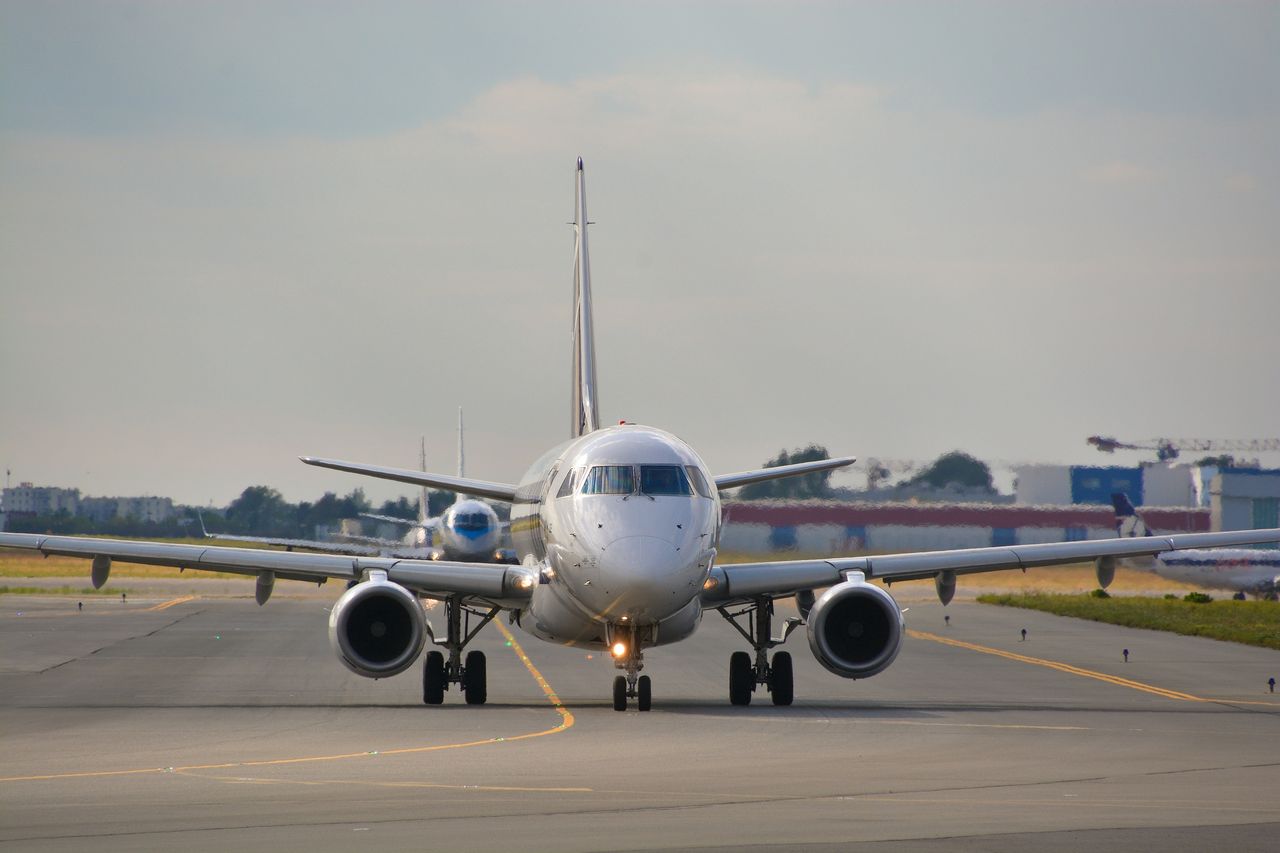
1111,492,1150,537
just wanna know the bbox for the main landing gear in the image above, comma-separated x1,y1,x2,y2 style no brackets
422,595,500,706
609,623,653,712
717,597,801,707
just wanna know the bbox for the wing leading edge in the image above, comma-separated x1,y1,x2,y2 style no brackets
702,526,1280,603
714,456,856,492
300,456,517,502
0,533,534,601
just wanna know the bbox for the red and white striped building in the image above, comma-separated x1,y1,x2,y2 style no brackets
720,501,1209,555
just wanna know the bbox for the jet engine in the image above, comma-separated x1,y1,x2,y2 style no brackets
328,578,427,678
806,576,904,679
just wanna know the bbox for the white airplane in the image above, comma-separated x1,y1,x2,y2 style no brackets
1111,493,1279,599
204,411,514,564
4,159,1280,712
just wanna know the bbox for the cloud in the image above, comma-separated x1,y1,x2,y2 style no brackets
1083,160,1161,185
2,67,1277,503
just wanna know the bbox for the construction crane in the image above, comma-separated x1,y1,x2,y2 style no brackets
1087,436,1280,463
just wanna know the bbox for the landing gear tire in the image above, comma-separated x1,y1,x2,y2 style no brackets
423,651,445,705
770,651,793,706
729,651,753,706
637,675,652,712
613,675,628,711
464,650,487,705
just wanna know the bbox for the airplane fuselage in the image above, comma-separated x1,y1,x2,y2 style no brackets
1128,549,1280,595
509,425,720,649
437,498,503,562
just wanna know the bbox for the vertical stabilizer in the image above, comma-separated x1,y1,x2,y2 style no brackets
457,406,465,478
571,157,600,437
418,437,429,524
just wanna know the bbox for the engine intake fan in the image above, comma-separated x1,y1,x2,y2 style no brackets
328,577,427,678
806,573,904,679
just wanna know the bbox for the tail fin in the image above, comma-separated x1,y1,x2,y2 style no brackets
570,157,600,438
457,406,465,478
418,437,429,524
1111,492,1150,537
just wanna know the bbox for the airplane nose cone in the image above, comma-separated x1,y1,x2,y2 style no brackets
595,535,699,620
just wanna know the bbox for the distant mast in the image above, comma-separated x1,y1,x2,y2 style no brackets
571,157,600,438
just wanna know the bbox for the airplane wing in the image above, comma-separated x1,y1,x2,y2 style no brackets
201,531,439,560
714,457,856,492
301,456,517,502
361,512,434,529
0,532,535,602
701,527,1280,604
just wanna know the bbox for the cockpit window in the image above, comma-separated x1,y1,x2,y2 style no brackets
640,465,693,496
581,465,635,495
454,512,490,531
555,467,582,499
685,466,711,498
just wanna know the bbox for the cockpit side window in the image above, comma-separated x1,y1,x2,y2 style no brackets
556,467,582,498
639,465,693,496
581,465,635,495
685,466,711,498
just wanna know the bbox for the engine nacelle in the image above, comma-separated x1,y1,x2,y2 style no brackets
806,577,904,679
328,578,427,678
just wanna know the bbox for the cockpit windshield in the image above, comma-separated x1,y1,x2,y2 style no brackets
580,465,635,495
453,512,490,531
639,465,693,496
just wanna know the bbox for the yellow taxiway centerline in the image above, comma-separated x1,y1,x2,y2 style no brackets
145,594,198,612
1,615,574,784
908,629,1205,702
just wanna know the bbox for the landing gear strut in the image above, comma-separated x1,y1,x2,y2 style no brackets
717,597,801,706
422,595,499,706
608,622,652,712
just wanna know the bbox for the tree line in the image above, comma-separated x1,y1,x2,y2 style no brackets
4,486,471,539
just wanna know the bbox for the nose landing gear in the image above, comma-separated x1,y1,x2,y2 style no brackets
718,597,800,706
608,623,652,712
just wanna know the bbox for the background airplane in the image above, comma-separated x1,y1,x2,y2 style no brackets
1112,492,1279,599
3,159,1279,714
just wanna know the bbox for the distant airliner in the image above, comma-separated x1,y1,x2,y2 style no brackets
3,159,1279,712
1111,493,1279,599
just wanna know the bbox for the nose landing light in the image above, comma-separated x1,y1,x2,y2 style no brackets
611,641,627,658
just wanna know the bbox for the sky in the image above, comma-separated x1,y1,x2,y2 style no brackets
1,1,1278,506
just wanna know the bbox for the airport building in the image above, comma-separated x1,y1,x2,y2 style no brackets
1,483,80,516
78,495,176,524
720,500,1210,555
1212,468,1280,535
1013,464,1204,507
726,463,1280,555
1,483,175,524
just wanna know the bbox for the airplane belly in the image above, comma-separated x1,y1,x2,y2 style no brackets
515,584,703,649
517,585,608,649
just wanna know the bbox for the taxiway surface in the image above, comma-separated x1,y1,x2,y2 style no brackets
2,587,1278,852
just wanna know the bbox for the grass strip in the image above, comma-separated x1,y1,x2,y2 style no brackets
978,592,1280,650
0,585,123,596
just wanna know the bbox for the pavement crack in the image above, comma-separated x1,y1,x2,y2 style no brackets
37,609,207,674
